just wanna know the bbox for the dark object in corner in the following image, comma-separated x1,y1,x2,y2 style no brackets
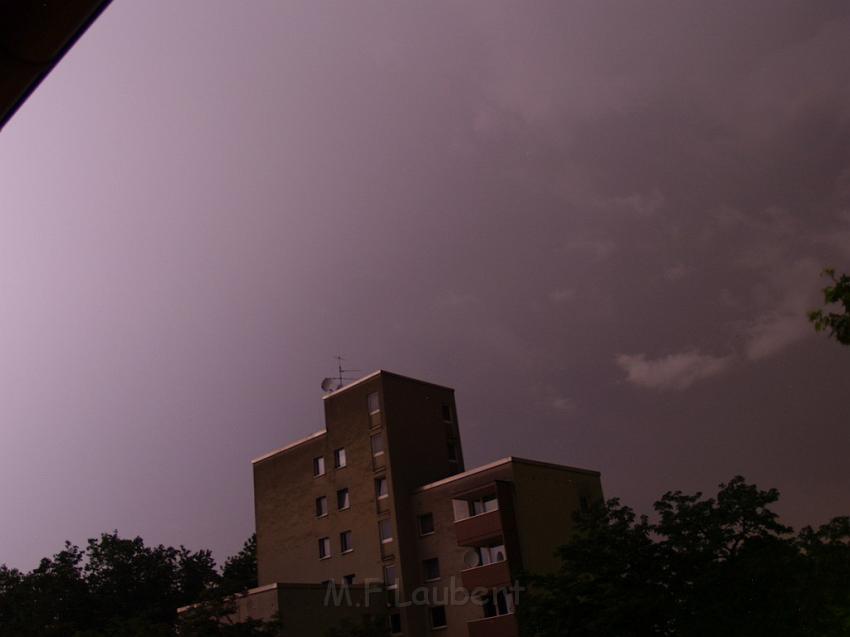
0,0,112,132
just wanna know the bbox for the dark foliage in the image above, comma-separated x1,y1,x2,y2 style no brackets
219,535,258,596
809,268,850,345
519,477,850,637
0,532,266,637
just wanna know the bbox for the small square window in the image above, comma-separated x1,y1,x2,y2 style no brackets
367,391,380,414
315,496,328,517
418,512,435,535
340,530,353,553
375,477,388,499
423,557,440,581
379,518,393,543
318,537,331,559
337,488,350,511
383,564,398,588
447,442,459,463
343,573,355,586
313,456,325,477
441,403,452,422
477,543,506,566
429,605,447,629
389,612,402,634
370,433,384,456
334,448,347,469
483,588,514,617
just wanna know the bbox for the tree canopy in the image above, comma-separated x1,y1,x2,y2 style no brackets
809,268,850,345
519,477,850,637
0,532,268,637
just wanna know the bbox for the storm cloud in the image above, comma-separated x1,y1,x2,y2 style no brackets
0,1,848,569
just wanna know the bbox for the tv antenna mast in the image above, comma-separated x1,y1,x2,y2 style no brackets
321,355,360,393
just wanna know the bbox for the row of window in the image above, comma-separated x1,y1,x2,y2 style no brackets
312,433,386,478
317,519,394,560
314,477,388,520
318,531,353,559
418,588,513,631
312,447,347,477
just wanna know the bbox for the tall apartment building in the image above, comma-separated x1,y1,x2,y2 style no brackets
241,370,603,636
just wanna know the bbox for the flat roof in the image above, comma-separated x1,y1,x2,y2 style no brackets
1,1,112,130
321,369,454,400
414,456,601,493
251,429,326,464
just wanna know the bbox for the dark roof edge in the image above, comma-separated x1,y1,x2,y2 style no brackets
251,429,326,464
414,456,601,493
321,369,454,400
0,0,113,131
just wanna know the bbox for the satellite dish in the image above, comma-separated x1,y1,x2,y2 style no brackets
462,549,480,569
321,377,341,392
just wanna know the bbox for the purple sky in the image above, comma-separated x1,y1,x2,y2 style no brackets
1,1,849,570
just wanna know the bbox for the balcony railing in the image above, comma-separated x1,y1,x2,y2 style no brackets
461,559,511,590
467,613,518,637
454,509,502,546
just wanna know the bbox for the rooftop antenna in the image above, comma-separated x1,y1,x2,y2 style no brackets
321,355,361,393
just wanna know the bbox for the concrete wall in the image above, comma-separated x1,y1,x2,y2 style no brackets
510,460,603,576
229,583,388,636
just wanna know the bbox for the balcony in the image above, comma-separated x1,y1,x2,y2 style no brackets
467,613,518,637
461,560,511,590
454,509,502,546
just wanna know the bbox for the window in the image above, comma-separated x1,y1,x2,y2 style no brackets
383,564,398,589
318,537,331,559
447,442,459,463
389,613,402,634
375,477,388,499
429,605,447,629
340,530,353,553
315,496,328,517
337,488,350,511
476,543,506,566
334,448,347,469
580,495,590,513
453,496,499,521
379,518,393,543
441,403,452,422
423,557,440,581
470,496,498,517
313,456,325,477
418,512,435,535
367,391,380,414
370,433,384,457
482,588,514,618
343,573,355,586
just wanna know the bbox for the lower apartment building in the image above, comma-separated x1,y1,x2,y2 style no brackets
237,370,603,636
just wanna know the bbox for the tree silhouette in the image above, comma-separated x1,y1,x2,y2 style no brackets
519,477,850,637
809,268,850,345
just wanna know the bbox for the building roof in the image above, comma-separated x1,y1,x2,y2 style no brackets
1,0,112,131
414,456,601,493
321,369,454,400
251,429,327,465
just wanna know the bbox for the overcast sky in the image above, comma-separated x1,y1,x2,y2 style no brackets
1,0,849,570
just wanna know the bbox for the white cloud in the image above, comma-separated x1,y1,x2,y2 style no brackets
742,257,819,361
551,396,575,412
548,288,576,304
616,351,732,390
663,264,689,282
744,312,810,361
564,238,616,261
604,189,666,216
